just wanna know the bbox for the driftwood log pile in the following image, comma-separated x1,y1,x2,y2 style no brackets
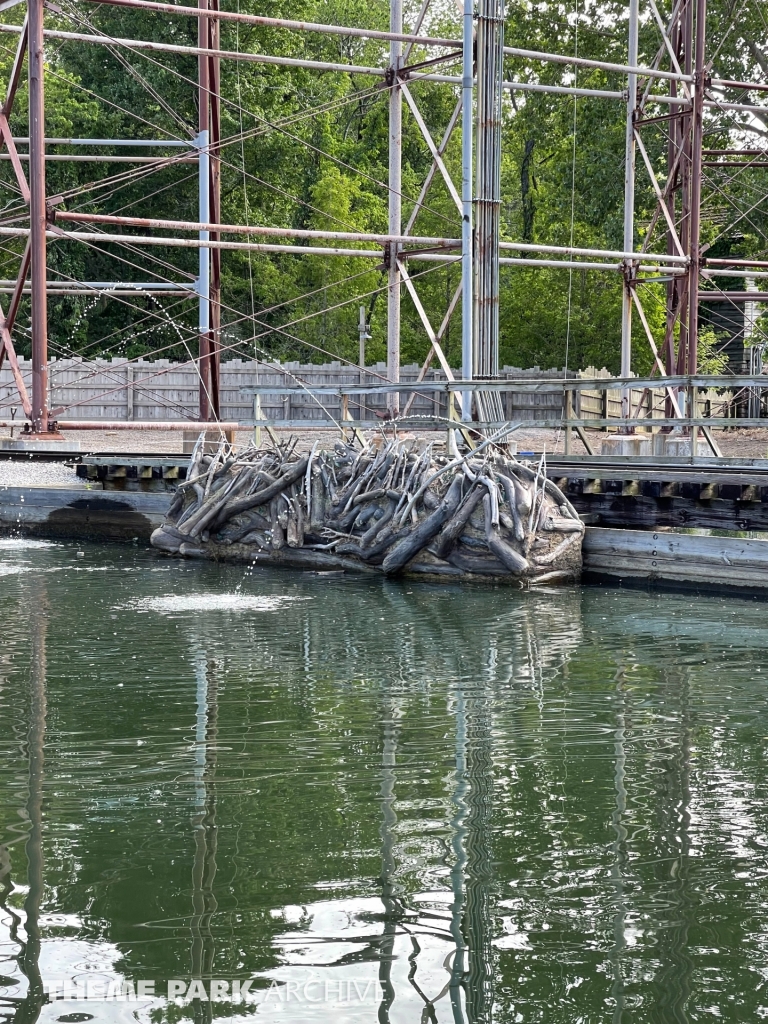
151,436,584,583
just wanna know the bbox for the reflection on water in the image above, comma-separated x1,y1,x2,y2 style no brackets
2,544,768,1022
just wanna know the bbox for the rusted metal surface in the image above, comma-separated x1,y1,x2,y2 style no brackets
1,420,240,430
53,210,461,247
75,0,463,48
28,0,48,433
208,0,221,421
686,0,706,378
0,21,32,421
0,112,30,202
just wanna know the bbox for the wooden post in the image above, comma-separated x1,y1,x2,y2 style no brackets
689,382,698,458
253,394,261,448
564,387,572,455
341,392,351,440
126,364,134,421
447,391,459,457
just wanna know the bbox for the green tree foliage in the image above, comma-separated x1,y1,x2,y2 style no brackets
0,0,765,372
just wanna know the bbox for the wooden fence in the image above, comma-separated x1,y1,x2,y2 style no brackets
0,358,573,424
574,367,731,422
0,357,738,425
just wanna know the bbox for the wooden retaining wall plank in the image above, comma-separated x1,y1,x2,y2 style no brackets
583,526,768,588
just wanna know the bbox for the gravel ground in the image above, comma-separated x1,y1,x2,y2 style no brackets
0,423,767,491
49,424,768,459
0,461,85,489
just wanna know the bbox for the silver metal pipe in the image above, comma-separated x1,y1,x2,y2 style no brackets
76,0,465,49
397,71,690,105
704,98,768,113
55,210,462,247
0,23,388,78
414,253,687,273
502,43,691,82
621,0,639,419
498,257,686,272
705,269,768,279
0,280,191,289
473,0,504,379
6,21,767,111
52,221,693,264
0,288,194,295
0,153,196,162
460,0,474,419
0,227,396,256
498,239,688,263
0,227,694,270
9,135,192,146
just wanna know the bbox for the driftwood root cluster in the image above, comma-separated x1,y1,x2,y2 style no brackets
151,437,584,583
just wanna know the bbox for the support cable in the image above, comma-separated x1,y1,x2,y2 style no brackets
27,260,455,416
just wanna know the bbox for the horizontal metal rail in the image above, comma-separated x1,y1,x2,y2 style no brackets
243,375,768,448
242,374,768,394
248,416,768,430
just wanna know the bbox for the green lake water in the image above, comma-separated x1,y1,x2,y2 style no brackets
2,538,768,1023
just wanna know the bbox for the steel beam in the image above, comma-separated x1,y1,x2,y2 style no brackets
620,0,639,421
208,0,221,419
460,0,473,418
197,0,213,421
54,210,462,247
28,0,48,433
687,0,706,378
76,0,464,49
387,0,402,416
474,0,504,379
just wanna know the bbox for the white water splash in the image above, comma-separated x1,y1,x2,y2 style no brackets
124,594,309,614
0,564,30,576
0,538,58,550
0,564,63,576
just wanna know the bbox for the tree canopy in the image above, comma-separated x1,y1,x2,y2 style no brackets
0,0,766,374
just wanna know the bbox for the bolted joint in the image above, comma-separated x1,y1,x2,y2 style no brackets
620,259,638,288
383,241,401,271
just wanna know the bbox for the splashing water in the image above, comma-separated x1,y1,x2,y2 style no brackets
123,594,309,614
0,538,59,549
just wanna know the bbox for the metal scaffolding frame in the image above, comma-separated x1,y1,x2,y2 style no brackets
0,0,766,434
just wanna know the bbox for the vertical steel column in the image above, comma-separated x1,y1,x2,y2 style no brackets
28,0,48,433
387,0,402,416
664,10,681,380
358,304,370,421
197,0,211,422
687,0,706,378
676,0,693,375
208,0,221,420
460,0,474,419
687,0,705,451
620,0,639,421
474,0,504,380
